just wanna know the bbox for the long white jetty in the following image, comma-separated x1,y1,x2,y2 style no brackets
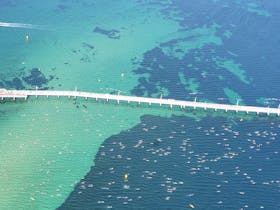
1,88,279,116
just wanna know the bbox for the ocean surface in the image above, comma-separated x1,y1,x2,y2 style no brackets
0,0,280,209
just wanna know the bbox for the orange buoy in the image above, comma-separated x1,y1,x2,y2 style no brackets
124,173,128,181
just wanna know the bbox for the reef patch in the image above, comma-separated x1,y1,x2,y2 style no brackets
0,68,55,90
93,27,120,39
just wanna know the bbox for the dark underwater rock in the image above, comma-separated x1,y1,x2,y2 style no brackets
4,78,24,90
0,0,16,7
93,27,120,39
22,68,49,87
0,81,4,88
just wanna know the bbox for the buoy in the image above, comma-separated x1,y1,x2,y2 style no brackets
189,203,195,209
25,35,29,42
124,173,128,181
240,118,243,122
121,73,125,78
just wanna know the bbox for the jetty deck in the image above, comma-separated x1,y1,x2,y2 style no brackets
0,89,279,116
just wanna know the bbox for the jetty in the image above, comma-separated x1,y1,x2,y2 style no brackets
0,88,279,116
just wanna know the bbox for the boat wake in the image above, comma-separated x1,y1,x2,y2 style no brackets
0,21,43,29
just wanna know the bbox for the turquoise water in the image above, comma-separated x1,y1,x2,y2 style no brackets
1,0,280,209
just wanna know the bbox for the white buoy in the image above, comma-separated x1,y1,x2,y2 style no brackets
25,35,29,42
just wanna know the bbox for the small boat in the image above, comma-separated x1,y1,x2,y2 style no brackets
189,203,195,209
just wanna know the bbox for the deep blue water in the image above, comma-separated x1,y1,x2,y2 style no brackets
59,115,280,209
